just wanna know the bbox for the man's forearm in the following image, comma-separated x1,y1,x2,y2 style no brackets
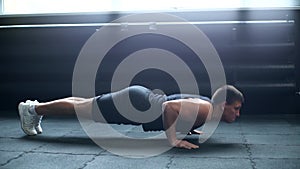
163,103,179,145
162,102,200,149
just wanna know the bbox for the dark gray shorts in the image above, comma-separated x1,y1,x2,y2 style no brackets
92,85,167,131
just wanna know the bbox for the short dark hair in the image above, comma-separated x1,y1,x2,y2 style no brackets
211,85,244,105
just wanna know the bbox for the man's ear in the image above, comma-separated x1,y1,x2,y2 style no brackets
221,101,226,110
215,102,226,111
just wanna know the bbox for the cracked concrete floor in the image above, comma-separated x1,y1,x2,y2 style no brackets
0,114,300,169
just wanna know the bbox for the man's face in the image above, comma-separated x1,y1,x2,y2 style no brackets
222,101,242,123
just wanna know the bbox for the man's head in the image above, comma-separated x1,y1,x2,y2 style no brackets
211,85,244,123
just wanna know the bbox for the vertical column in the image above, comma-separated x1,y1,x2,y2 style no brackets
295,10,300,114
0,0,3,15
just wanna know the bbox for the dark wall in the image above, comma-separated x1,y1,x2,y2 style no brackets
0,9,299,115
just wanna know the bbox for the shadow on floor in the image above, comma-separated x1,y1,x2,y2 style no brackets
21,135,239,154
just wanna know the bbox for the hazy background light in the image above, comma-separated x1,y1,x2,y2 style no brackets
3,0,111,14
2,0,299,15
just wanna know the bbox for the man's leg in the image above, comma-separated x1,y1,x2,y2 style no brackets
18,97,94,136
35,97,94,118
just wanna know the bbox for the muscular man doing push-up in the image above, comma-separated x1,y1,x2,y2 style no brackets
18,85,244,149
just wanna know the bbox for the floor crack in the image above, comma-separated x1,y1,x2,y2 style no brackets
78,152,103,169
244,144,257,169
0,152,26,167
165,155,175,169
239,121,257,169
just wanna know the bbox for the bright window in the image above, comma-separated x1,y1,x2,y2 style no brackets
2,0,299,15
3,0,111,14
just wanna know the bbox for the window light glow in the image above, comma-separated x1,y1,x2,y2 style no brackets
2,0,299,15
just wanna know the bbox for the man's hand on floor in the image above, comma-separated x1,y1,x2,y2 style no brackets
172,139,199,149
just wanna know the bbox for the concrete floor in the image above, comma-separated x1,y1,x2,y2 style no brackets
0,114,300,169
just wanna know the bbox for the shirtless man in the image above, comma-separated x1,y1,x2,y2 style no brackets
18,85,244,149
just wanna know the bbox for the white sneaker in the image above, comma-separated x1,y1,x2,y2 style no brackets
18,102,37,136
26,100,43,134
35,116,43,134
